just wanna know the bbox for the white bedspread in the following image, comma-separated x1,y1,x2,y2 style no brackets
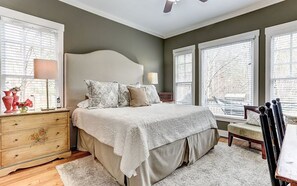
72,103,217,178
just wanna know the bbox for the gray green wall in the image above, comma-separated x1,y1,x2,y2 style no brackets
163,0,297,130
0,0,164,91
0,0,164,148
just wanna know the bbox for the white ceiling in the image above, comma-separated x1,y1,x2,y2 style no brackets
60,0,284,38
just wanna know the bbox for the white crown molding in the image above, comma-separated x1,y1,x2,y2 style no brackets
59,0,164,38
59,0,285,39
164,0,285,38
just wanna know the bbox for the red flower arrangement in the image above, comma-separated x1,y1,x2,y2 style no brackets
15,99,33,108
14,99,33,113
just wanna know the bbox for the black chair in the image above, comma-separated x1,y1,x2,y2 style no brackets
259,104,286,186
265,102,281,162
276,98,286,134
272,100,285,146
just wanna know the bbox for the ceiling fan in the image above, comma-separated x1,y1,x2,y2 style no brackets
163,0,208,13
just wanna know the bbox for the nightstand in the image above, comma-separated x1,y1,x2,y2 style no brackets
0,109,71,176
158,92,174,103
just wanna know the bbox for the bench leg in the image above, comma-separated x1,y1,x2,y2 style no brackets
261,142,266,159
228,132,233,147
249,141,252,148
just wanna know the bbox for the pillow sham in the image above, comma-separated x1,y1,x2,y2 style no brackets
246,110,261,126
77,99,89,109
118,84,130,107
85,80,119,108
127,87,150,107
141,85,161,104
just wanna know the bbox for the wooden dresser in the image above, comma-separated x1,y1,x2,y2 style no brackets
0,109,71,177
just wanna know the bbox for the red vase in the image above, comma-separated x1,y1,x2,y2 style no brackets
12,92,19,112
2,91,13,113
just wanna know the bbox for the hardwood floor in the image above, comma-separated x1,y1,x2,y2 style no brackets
0,151,90,186
0,137,261,186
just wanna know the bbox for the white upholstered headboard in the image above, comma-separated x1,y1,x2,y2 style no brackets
65,50,144,111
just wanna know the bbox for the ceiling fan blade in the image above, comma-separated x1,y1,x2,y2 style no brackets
200,0,208,2
163,0,174,13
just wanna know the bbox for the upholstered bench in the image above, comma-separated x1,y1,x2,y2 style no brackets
227,106,266,159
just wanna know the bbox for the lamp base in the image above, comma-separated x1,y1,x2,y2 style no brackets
41,108,56,111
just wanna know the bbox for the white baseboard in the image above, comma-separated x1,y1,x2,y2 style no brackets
218,129,228,138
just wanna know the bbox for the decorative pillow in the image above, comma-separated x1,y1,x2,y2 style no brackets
127,87,150,107
85,80,119,108
141,85,161,104
77,100,89,109
246,110,261,126
118,84,130,107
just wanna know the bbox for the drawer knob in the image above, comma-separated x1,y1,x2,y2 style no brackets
56,145,60,148
56,132,60,135
15,154,19,158
56,119,60,121
14,139,18,142
13,123,18,126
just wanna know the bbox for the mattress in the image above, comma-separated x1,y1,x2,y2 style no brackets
72,103,218,177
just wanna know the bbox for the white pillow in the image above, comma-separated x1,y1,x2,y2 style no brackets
77,100,89,109
141,85,161,104
118,84,130,107
85,80,119,108
246,110,260,126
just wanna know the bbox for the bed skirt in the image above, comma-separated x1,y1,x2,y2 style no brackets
78,128,219,186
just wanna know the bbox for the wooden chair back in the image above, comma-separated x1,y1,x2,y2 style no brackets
244,105,260,119
265,102,281,161
259,106,281,186
259,105,287,186
272,100,285,146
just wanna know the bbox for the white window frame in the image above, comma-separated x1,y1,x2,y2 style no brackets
173,45,195,105
198,30,260,121
0,6,65,107
265,20,297,103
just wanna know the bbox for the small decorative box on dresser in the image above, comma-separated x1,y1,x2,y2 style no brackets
158,92,174,103
0,109,71,177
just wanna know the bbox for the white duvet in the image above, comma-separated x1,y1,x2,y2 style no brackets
72,103,217,178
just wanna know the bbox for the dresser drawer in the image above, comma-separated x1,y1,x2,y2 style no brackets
1,138,68,167
0,112,68,133
1,125,68,149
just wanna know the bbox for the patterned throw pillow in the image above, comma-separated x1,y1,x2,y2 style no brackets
118,84,130,107
141,85,161,104
85,80,119,108
246,110,261,126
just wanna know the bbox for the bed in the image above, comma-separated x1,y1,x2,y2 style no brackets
65,50,219,186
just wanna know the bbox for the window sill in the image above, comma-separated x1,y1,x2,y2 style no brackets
215,115,246,123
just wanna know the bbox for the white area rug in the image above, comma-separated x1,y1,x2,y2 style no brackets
56,142,270,186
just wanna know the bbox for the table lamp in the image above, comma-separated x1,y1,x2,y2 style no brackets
148,72,158,85
34,59,57,111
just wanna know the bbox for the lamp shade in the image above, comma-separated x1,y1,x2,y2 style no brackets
148,72,158,85
34,59,57,79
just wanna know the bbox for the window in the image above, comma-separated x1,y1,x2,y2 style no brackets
199,31,259,119
173,45,195,105
0,7,64,111
266,20,297,115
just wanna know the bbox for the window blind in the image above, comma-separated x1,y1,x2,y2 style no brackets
0,16,58,111
174,53,193,105
201,39,255,117
270,32,297,114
